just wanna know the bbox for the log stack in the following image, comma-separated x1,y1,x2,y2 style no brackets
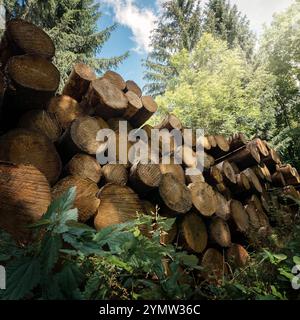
0,19,299,284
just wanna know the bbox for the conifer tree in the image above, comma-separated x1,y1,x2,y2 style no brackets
144,0,202,96
2,0,128,85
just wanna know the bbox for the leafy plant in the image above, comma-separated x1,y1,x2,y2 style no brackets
0,187,199,300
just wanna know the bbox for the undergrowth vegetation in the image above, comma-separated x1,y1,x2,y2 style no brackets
0,188,299,300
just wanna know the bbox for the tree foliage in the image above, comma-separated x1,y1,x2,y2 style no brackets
259,0,300,167
2,0,128,85
203,0,255,59
155,33,277,137
144,0,202,96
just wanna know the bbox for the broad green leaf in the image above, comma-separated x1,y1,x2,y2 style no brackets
3,258,41,300
40,233,62,274
293,256,300,265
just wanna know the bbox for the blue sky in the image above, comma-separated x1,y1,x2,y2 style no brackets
97,0,295,91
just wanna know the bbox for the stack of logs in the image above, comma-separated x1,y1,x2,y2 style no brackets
0,19,299,284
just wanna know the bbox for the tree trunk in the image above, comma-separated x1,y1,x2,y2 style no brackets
160,163,185,184
188,181,217,216
0,128,62,185
86,78,128,120
129,96,158,128
216,143,260,170
155,113,182,131
123,91,143,120
201,248,227,285
226,244,250,269
215,191,231,220
216,161,237,185
94,184,143,230
62,63,96,102
47,95,88,129
64,153,102,184
242,168,263,193
203,165,223,185
57,115,109,162
208,135,230,158
125,80,142,97
52,176,100,223
129,162,162,194
210,217,232,248
228,133,247,151
6,54,59,112
262,149,281,173
181,211,208,253
103,70,126,91
0,19,55,67
18,109,62,142
102,164,128,186
229,200,249,233
0,162,51,242
271,171,286,187
159,173,192,214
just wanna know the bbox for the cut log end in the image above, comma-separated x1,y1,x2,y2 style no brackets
159,173,192,214
52,176,100,222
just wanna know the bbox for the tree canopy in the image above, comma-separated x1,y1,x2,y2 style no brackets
155,33,277,137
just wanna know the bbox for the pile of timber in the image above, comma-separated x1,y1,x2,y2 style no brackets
0,19,299,283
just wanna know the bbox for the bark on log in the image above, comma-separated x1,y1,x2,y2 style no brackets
160,163,185,184
0,19,55,67
18,109,62,142
64,153,102,184
262,149,281,173
228,133,247,151
6,54,60,111
0,70,6,121
229,200,249,233
188,182,217,216
277,164,300,185
102,164,128,186
181,211,208,253
0,162,51,242
52,176,100,222
129,96,158,128
57,116,109,161
209,217,232,247
123,91,143,120
94,184,143,230
47,95,87,129
86,78,128,120
103,70,126,91
159,173,192,214
272,171,286,187
125,80,142,97
0,128,61,185
62,63,96,102
216,143,260,170
226,244,250,268
129,162,162,194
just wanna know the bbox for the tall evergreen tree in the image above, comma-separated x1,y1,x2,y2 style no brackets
203,0,255,59
144,0,202,96
2,0,128,85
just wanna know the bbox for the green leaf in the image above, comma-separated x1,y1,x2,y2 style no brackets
273,254,288,262
3,258,41,300
40,233,62,274
56,209,79,233
293,256,300,265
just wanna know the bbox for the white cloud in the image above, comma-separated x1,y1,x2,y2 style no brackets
103,0,157,53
